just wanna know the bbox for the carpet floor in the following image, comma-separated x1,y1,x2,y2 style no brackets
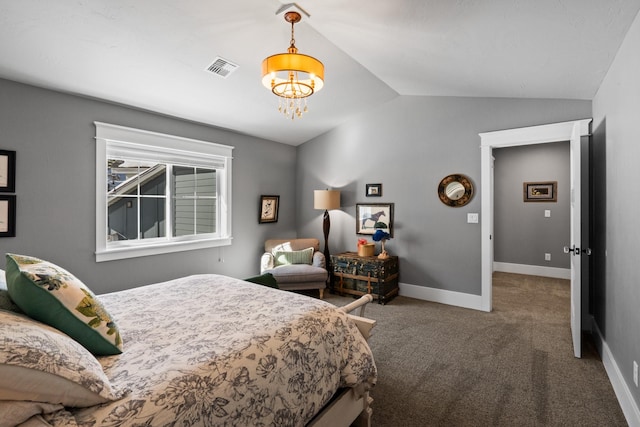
324,272,627,426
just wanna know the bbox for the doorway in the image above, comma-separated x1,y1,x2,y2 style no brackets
492,142,571,279
479,119,592,357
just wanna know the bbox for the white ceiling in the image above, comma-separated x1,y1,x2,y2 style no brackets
1,0,638,145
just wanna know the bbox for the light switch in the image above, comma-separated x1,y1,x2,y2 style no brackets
467,213,479,223
544,209,551,218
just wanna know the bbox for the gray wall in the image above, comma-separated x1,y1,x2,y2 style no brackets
592,9,640,408
296,96,591,295
494,142,570,268
0,78,298,294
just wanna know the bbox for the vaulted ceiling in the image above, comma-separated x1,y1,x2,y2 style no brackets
1,1,638,145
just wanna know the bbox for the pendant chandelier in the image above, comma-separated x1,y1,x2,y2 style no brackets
261,11,324,120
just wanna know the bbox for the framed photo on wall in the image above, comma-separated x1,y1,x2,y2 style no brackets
356,203,394,236
523,181,557,202
0,195,16,237
259,195,279,223
366,183,382,197
0,150,16,193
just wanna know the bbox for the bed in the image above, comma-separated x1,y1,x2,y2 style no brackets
0,260,377,427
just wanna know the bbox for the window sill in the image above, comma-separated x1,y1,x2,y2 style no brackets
96,237,232,262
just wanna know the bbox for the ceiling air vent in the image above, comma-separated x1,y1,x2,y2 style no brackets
205,57,238,79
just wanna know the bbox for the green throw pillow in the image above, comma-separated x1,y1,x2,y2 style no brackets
273,247,314,267
244,273,279,289
5,254,122,356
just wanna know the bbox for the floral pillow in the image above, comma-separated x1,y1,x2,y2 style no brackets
5,254,122,355
0,310,125,407
0,401,64,426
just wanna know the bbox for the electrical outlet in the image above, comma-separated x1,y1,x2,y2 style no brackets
545,253,551,261
634,361,638,387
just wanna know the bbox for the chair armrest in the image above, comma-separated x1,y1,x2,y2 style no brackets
312,251,326,269
260,252,274,273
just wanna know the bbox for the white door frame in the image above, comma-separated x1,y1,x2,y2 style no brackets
478,119,592,312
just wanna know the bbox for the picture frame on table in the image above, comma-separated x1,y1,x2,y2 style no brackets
365,183,382,197
523,181,557,202
356,203,394,236
259,195,280,223
0,150,16,193
0,195,16,237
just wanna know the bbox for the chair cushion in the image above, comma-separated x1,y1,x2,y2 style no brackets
265,264,328,284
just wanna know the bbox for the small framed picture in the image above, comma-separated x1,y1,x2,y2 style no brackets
0,195,16,237
0,150,16,193
259,195,279,223
523,181,557,202
356,203,393,236
366,183,382,197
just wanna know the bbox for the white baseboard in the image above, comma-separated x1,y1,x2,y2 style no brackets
593,323,640,427
493,262,571,279
399,282,484,311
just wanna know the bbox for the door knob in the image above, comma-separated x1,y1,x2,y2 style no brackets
563,245,580,255
582,248,592,256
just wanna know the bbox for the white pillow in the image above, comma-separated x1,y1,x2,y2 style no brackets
0,310,125,407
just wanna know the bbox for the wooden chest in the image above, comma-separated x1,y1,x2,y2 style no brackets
331,252,399,304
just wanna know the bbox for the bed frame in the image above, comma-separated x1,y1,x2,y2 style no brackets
308,294,377,427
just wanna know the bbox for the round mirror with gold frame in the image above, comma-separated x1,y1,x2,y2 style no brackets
438,174,474,207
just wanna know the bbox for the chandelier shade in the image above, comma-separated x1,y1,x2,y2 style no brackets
261,52,324,98
261,11,324,119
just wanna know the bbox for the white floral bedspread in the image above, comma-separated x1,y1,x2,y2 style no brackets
47,274,377,426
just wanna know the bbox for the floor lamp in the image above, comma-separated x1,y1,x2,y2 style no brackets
314,189,340,291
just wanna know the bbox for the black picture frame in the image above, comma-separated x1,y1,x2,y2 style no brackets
365,183,382,197
0,195,16,237
523,181,557,202
356,203,394,236
259,195,280,223
0,150,16,193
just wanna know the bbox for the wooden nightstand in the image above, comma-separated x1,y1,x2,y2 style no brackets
331,252,399,304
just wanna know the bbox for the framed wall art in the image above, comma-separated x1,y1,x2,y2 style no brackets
523,181,557,202
0,150,16,193
0,195,16,237
365,183,382,197
259,195,279,223
356,203,394,236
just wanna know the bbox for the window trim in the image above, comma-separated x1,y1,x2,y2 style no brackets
95,122,233,262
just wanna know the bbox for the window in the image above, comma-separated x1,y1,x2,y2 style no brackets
95,122,233,262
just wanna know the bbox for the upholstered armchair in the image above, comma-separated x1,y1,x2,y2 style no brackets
260,238,328,299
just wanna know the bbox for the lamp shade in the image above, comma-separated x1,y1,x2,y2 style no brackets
314,190,340,210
